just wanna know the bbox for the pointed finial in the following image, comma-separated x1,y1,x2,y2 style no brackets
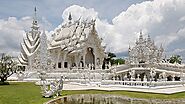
160,44,164,51
32,6,38,26
139,30,143,40
34,6,37,20
92,19,96,30
68,12,72,21
31,6,39,30
128,44,131,51
140,29,142,35
34,6,37,12
147,34,151,42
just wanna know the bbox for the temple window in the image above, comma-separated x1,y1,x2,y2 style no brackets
64,62,68,68
58,62,61,68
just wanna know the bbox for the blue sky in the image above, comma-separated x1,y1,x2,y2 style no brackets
0,0,146,28
0,0,185,61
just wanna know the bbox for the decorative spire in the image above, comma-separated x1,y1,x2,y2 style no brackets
160,44,164,52
40,30,48,71
139,30,143,41
34,7,37,16
147,34,151,42
68,12,72,24
140,29,142,35
32,6,39,31
33,6,37,23
92,19,96,31
128,44,131,52
90,19,97,36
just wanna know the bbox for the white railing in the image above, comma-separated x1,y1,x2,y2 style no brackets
101,80,185,87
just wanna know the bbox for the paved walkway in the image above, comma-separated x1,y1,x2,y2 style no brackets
63,83,185,94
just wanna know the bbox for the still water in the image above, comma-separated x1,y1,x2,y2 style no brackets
46,94,184,104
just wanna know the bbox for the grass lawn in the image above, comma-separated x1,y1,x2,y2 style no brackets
1,82,185,104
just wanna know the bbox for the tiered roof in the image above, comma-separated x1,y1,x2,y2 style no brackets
18,7,41,65
49,17,104,54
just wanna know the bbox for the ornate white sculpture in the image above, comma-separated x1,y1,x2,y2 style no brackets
128,31,164,66
39,30,48,71
143,75,147,82
41,76,64,97
124,74,128,81
129,69,135,81
136,74,140,81
150,69,156,81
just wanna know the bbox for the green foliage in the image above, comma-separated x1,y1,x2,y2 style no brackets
169,55,182,64
111,58,125,65
0,53,19,83
108,52,116,59
104,52,125,66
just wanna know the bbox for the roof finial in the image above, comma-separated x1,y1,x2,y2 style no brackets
31,6,39,30
34,6,37,12
34,6,37,21
140,29,142,35
139,29,143,40
68,12,72,23
129,44,131,50
92,19,96,30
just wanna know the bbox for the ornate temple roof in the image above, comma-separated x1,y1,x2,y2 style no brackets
18,7,41,65
49,15,104,54
128,31,164,65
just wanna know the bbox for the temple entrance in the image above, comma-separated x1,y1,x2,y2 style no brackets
64,62,68,68
85,47,95,68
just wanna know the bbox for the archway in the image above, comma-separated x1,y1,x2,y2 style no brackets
85,47,95,68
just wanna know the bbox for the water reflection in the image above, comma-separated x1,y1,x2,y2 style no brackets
47,94,150,104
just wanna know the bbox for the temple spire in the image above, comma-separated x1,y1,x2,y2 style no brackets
128,44,131,52
33,6,37,23
139,30,143,42
147,34,151,42
92,19,96,31
140,29,142,35
160,44,164,52
32,6,39,31
68,12,72,24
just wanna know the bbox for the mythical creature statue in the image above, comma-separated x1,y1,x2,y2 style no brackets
41,76,64,98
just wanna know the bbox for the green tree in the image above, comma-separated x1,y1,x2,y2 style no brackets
169,55,182,64
0,53,19,84
108,52,116,59
115,58,125,65
108,52,116,65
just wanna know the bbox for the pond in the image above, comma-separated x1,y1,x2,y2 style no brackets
45,94,185,104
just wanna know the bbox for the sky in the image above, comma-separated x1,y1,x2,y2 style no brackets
0,0,185,62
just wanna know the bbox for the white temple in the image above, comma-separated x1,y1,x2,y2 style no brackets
113,32,185,83
18,7,109,81
18,8,106,70
17,8,185,88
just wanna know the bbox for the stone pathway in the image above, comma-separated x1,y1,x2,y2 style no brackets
63,83,185,94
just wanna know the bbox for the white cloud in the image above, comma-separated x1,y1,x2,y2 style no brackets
1,0,185,60
58,0,185,62
0,17,28,56
111,0,185,51
62,5,98,23
0,16,51,56
61,0,185,55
